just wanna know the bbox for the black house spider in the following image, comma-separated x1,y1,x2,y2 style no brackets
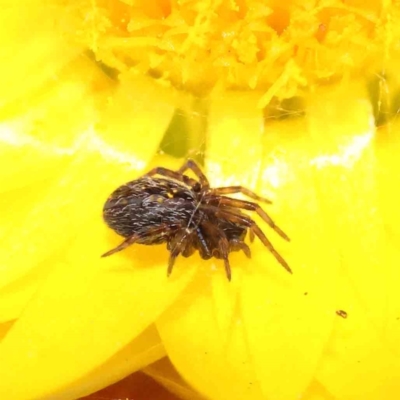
102,159,291,280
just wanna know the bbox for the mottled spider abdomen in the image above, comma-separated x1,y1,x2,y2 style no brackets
103,176,197,243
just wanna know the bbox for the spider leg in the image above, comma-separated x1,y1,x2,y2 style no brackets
201,220,232,281
201,206,292,274
101,225,173,257
177,159,210,189
221,242,232,281
207,196,289,241
182,243,196,257
167,228,192,277
249,228,255,243
145,166,198,188
229,239,252,258
248,223,292,274
167,247,180,277
101,236,138,257
194,226,212,260
209,186,272,204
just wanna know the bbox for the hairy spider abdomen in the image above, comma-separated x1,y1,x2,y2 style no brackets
103,176,198,241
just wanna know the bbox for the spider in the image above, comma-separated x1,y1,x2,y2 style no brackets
102,159,291,280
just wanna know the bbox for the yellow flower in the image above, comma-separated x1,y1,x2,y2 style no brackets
1,1,400,400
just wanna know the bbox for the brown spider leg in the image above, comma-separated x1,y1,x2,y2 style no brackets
101,225,172,257
145,167,198,188
249,229,255,242
220,241,231,281
194,226,212,260
167,247,180,277
207,196,289,241
200,206,292,274
177,159,210,189
209,186,272,204
167,228,192,277
229,239,252,258
201,220,232,281
182,243,196,257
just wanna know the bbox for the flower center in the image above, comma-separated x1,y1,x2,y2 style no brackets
75,1,394,99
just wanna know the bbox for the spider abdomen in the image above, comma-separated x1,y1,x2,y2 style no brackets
103,176,198,242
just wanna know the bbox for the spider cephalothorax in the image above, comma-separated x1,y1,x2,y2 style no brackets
102,159,291,280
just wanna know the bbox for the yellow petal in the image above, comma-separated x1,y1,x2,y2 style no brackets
302,379,336,400
375,122,400,356
99,74,179,165
0,180,64,322
0,146,129,291
145,358,206,400
206,92,265,187
240,253,334,399
0,214,196,400
0,320,14,342
158,268,266,400
0,1,82,108
158,112,336,398
51,325,166,400
312,103,400,398
156,95,294,400
157,81,400,400
0,58,101,192
264,83,400,399
0,74,175,302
